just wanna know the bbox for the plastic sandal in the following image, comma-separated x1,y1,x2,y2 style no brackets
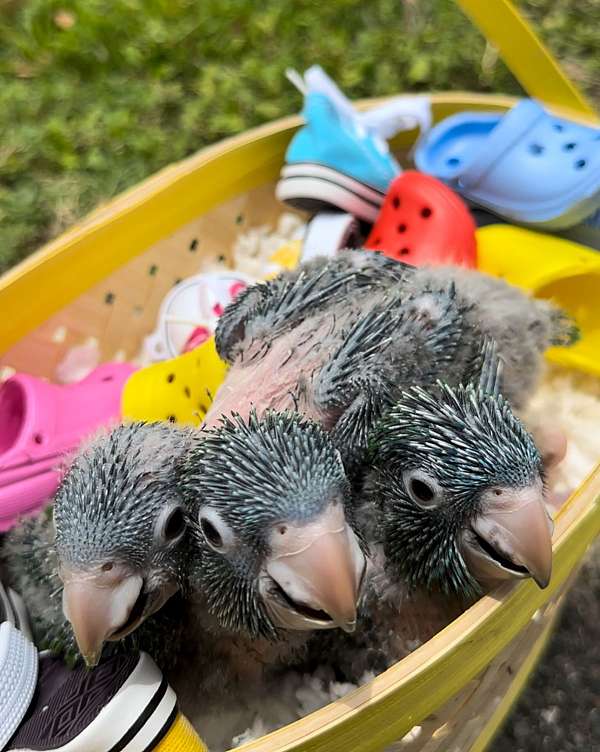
6,652,207,752
122,338,228,427
365,171,477,267
414,99,600,229
143,272,252,363
0,363,136,530
0,579,38,750
476,224,600,376
301,213,363,263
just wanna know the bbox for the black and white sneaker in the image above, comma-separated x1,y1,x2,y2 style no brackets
0,579,38,749
7,651,207,751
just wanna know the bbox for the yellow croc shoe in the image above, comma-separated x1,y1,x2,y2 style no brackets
476,224,600,377
122,338,228,426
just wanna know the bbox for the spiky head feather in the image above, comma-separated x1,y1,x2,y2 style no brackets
371,382,542,599
179,410,352,639
55,421,192,579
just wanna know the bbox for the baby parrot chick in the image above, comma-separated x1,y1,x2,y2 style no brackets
369,340,553,598
3,421,194,668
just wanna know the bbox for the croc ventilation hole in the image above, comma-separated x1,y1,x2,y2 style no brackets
189,238,198,252
399,248,410,256
446,157,460,167
575,159,587,170
552,123,564,132
563,142,577,151
33,433,44,445
184,386,191,398
529,144,544,155
166,373,175,383
421,207,432,218
397,223,407,233
392,195,400,209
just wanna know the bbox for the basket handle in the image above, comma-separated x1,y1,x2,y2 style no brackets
456,0,598,121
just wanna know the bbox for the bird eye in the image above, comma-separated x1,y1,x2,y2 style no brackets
198,508,234,553
201,518,223,548
164,507,186,541
404,470,442,509
155,504,187,545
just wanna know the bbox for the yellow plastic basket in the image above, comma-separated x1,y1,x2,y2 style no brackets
1,2,599,750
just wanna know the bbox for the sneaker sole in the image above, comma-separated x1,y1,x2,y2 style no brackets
0,622,38,750
10,653,182,752
276,163,385,222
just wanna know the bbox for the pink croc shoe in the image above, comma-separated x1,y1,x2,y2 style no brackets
0,363,136,530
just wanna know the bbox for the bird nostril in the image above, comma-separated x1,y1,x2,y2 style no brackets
278,525,287,536
101,562,114,572
493,489,503,497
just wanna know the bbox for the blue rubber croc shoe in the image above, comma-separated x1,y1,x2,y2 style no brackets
276,71,401,222
414,99,600,230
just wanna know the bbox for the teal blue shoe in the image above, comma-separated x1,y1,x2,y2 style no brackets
276,67,428,222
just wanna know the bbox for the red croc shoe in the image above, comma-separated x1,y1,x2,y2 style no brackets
365,171,477,267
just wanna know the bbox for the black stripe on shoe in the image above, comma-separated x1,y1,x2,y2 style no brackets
142,704,178,752
108,676,169,752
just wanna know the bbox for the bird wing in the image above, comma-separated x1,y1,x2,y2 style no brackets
466,336,505,396
314,285,466,464
215,251,414,364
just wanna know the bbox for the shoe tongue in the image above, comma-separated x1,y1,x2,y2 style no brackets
303,65,357,123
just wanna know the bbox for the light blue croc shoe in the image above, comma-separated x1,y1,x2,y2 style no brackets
415,98,600,230
277,67,430,222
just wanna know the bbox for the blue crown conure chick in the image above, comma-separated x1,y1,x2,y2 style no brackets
3,422,194,668
307,342,555,682
369,340,553,598
180,411,363,638
167,410,366,718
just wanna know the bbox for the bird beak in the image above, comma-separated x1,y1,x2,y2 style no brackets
60,563,176,667
461,481,554,589
260,503,365,633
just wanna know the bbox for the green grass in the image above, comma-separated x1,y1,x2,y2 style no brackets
1,0,599,273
